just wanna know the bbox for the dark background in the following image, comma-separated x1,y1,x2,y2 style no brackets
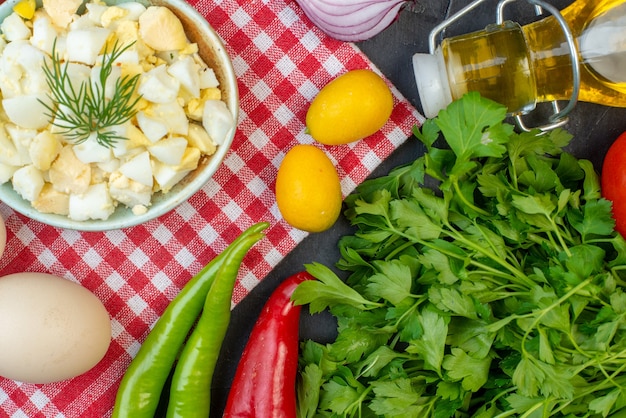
209,0,626,414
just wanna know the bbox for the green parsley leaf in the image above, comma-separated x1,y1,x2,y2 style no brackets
406,305,448,374
293,263,381,313
442,347,491,391
366,260,414,305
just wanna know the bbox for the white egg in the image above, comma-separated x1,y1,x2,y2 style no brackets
0,272,111,384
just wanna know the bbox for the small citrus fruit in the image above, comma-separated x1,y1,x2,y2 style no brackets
306,69,394,145
276,144,342,232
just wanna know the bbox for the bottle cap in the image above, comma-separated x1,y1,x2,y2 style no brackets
412,51,453,119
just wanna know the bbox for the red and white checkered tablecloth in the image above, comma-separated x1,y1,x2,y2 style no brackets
0,0,422,416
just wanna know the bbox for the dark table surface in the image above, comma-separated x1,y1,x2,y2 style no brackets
209,0,626,414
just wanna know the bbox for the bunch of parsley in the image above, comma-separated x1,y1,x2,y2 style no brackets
293,93,626,417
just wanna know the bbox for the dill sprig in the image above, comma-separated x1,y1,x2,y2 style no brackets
41,40,142,148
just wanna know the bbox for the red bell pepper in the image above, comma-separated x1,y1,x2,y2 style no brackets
223,271,314,417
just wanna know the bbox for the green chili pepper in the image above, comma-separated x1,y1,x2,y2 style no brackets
165,227,263,417
112,222,269,418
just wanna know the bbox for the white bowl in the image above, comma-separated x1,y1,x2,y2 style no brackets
0,0,238,231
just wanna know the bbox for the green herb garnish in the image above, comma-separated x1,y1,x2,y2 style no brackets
294,92,626,417
41,40,142,148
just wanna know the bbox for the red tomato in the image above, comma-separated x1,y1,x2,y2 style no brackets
602,131,626,236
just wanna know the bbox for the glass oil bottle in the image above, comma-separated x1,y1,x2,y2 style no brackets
413,0,626,128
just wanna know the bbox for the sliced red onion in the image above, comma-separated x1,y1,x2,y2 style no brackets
294,0,409,42
302,0,395,29
310,0,400,16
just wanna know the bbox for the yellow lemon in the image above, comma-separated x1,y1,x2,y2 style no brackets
306,69,394,146
276,144,342,233
13,0,36,19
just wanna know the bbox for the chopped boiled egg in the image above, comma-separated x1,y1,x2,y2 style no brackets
187,123,216,155
73,134,114,164
119,150,153,187
1,13,31,42
100,6,129,28
3,94,52,130
42,0,82,28
153,146,200,193
136,111,168,143
148,135,188,165
0,127,22,166
68,182,115,221
0,40,48,98
203,100,235,145
12,165,45,202
6,125,36,165
85,2,109,24
29,131,62,171
138,6,188,51
48,146,91,195
167,55,201,98
0,0,234,221
150,101,189,135
186,87,221,121
0,163,18,184
31,13,59,54
32,183,69,215
199,67,220,89
139,65,180,103
66,27,111,65
116,2,148,21
108,171,152,208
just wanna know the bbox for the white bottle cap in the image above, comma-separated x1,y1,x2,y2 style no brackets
412,51,453,119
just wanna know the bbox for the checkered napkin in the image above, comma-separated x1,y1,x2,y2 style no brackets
0,0,422,416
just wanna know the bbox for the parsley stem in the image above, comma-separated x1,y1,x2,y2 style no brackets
390,298,423,333
494,409,519,418
383,240,416,261
547,217,572,257
344,385,372,416
550,360,626,415
518,401,546,418
520,277,592,359
441,228,535,288
452,179,491,217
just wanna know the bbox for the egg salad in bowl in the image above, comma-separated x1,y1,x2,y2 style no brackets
0,0,238,230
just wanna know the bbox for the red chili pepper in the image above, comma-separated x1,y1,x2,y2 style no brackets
223,271,314,418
